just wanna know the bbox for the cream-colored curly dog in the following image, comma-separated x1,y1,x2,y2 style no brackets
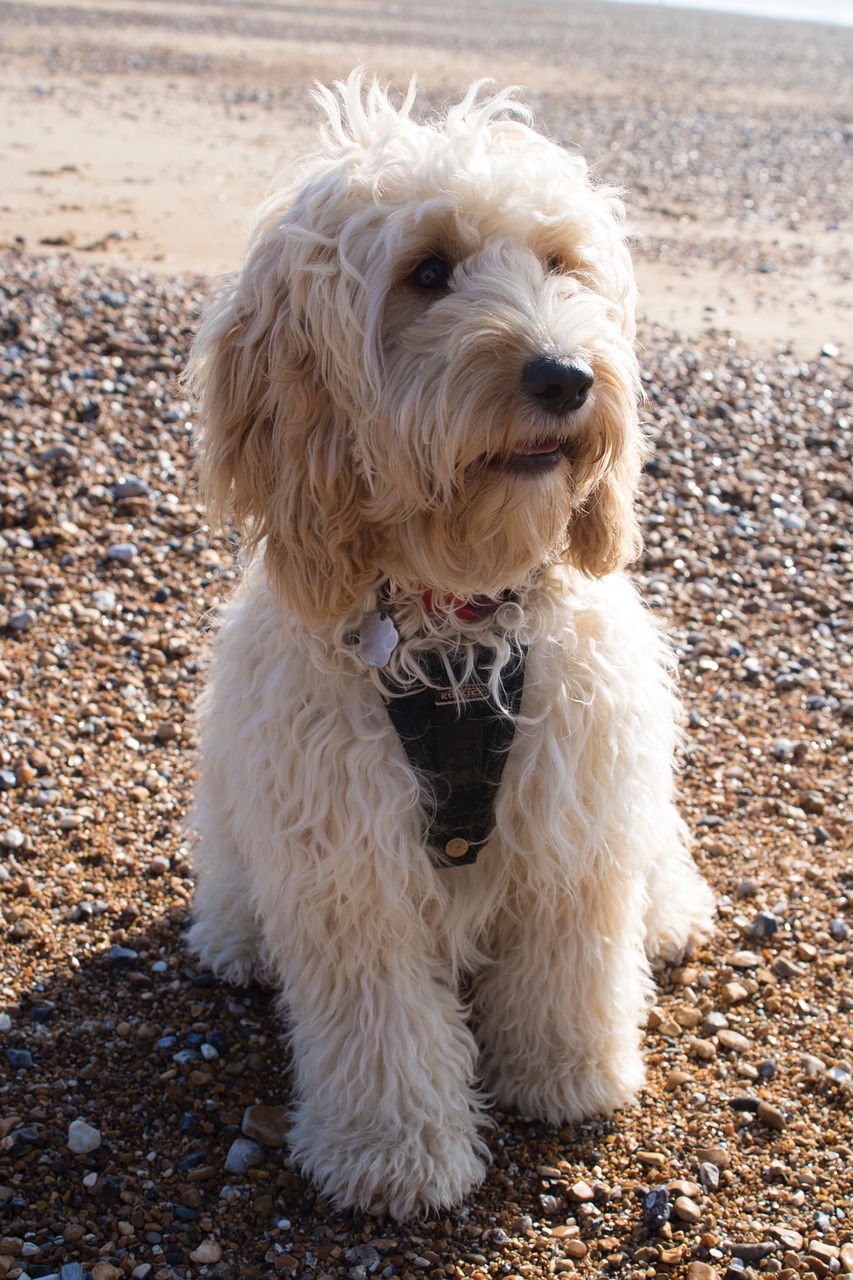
186,72,714,1220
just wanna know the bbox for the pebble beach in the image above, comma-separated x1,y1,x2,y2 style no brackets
1,2,851,1279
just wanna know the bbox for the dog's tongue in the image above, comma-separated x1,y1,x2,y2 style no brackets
514,439,560,456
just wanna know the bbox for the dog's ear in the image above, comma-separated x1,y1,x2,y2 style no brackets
187,246,378,626
567,447,643,576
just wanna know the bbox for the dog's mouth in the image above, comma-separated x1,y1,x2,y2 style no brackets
487,438,572,474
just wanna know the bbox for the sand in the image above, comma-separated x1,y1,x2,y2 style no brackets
1,0,851,356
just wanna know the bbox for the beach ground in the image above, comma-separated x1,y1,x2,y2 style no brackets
0,2,851,1278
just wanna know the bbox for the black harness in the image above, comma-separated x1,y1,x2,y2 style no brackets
382,648,526,868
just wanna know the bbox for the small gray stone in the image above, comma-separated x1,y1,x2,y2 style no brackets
112,478,149,500
107,944,139,966
107,542,137,562
224,1136,265,1174
9,610,36,632
61,1265,87,1280
830,918,849,940
699,1162,720,1192
751,911,779,938
2,827,26,850
703,1011,728,1035
39,444,78,467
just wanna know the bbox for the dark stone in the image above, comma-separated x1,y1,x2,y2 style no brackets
642,1187,670,1234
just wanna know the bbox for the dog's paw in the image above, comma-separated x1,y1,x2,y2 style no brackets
645,875,716,965
290,1111,489,1220
186,916,266,987
489,1044,645,1126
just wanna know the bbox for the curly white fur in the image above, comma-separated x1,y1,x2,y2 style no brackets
186,71,715,1220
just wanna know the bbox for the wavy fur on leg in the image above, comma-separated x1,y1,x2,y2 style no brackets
186,72,715,1219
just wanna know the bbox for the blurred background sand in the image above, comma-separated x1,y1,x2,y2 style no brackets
1,0,851,357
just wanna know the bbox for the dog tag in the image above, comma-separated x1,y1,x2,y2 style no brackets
357,612,399,668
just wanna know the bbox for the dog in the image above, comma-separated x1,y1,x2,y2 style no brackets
185,71,715,1220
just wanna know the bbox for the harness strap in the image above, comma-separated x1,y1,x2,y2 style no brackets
383,648,526,868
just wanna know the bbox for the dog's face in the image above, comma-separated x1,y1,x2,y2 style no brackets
189,75,645,624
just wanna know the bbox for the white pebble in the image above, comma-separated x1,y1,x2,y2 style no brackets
68,1119,102,1154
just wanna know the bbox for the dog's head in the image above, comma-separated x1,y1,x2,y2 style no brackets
189,72,645,625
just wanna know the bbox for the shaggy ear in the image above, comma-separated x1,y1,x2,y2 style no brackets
567,430,646,577
186,260,378,626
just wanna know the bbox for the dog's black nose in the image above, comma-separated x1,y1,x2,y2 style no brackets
522,357,594,416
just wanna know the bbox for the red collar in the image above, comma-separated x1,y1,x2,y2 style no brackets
421,589,509,621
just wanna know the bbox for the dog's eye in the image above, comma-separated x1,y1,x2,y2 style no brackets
410,256,450,291
545,253,565,275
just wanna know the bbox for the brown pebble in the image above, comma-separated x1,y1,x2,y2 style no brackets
242,1104,290,1147
721,981,749,1006
673,1195,701,1224
695,1147,731,1168
669,1178,701,1198
688,1036,717,1060
687,1264,720,1280
717,1028,751,1053
757,1100,787,1130
563,1240,587,1259
92,1266,122,1280
566,1179,594,1202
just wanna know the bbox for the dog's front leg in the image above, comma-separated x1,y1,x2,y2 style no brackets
266,871,490,1220
474,865,651,1124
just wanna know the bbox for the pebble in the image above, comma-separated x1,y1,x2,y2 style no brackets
718,1029,751,1053
1,828,26,850
756,1101,787,1130
189,1239,222,1264
6,1049,34,1070
642,1187,670,1233
566,1179,594,1202
673,1195,702,1224
67,1119,102,1153
699,1162,721,1192
240,1104,290,1147
92,1264,122,1280
223,1137,265,1174
729,951,761,969
727,1241,775,1262
107,542,137,562
751,912,779,938
9,610,36,632
695,1148,731,1169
